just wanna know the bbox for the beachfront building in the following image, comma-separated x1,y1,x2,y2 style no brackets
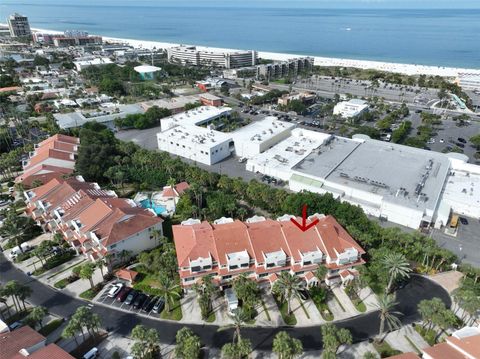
134,65,162,80
256,57,314,80
23,176,163,262
173,214,365,288
333,99,369,119
456,72,480,91
167,46,257,69
245,129,480,230
16,134,79,188
7,13,31,38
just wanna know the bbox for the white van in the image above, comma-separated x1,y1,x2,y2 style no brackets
83,347,98,359
9,243,32,259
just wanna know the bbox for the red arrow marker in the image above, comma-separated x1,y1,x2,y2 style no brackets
290,204,319,232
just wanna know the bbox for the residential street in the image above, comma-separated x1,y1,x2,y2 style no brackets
0,253,451,351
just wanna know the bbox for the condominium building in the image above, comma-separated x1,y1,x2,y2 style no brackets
7,13,31,37
24,177,163,262
256,57,314,80
173,214,365,288
15,134,80,188
167,46,257,69
456,72,480,91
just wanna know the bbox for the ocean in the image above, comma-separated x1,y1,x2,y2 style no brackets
1,1,480,69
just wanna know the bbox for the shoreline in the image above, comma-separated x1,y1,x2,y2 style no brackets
8,24,480,77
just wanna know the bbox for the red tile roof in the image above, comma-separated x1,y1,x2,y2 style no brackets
17,164,73,184
0,326,45,359
212,220,253,266
386,353,421,359
161,182,190,198
422,342,466,359
446,334,480,358
116,268,139,282
10,344,75,359
174,221,217,267
246,219,291,262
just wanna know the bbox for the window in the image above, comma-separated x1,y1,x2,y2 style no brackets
222,275,232,280
229,265,238,270
191,266,201,272
184,277,194,282
203,265,212,270
266,262,275,268
258,273,269,278
303,261,311,266
241,263,249,268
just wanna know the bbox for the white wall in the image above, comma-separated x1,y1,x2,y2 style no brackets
107,222,163,257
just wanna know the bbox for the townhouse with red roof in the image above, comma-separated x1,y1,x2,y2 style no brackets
15,134,80,188
24,176,164,263
173,213,365,288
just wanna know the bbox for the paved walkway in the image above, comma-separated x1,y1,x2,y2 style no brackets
63,267,104,297
428,271,463,294
359,287,380,312
332,287,359,317
256,291,284,327
179,292,203,324
385,324,429,353
291,296,325,327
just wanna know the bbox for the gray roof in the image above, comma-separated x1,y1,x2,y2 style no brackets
293,136,450,212
54,104,144,129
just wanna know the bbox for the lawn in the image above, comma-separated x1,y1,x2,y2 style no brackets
205,311,216,323
355,300,367,313
39,319,64,336
273,294,297,326
160,296,183,321
54,278,69,289
79,284,104,300
373,341,402,358
414,325,437,346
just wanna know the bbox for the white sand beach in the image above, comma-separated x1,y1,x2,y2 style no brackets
13,26,480,77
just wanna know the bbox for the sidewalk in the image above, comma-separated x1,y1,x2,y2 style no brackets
384,324,429,353
256,291,284,327
331,286,359,317
179,292,203,324
359,286,380,312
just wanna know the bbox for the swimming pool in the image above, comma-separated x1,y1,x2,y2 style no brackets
139,199,167,216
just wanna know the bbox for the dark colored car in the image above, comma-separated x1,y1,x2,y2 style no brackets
459,217,469,225
456,142,465,148
153,298,165,314
124,290,138,305
144,296,158,312
458,137,466,143
133,293,147,309
141,295,152,312
298,289,309,301
116,287,132,302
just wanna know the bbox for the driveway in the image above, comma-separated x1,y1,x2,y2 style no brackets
0,254,451,351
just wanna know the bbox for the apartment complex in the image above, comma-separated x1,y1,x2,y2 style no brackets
7,13,31,38
167,46,257,69
15,134,79,188
173,214,365,288
256,57,314,80
24,176,163,262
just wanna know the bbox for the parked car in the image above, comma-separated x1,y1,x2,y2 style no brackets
225,288,238,316
9,243,33,259
153,298,165,314
458,137,467,143
107,283,124,298
133,293,147,309
238,157,247,163
83,348,98,359
124,290,138,305
298,289,309,301
141,295,153,312
459,217,469,225
144,296,158,312
9,321,24,331
116,287,132,302
456,142,465,148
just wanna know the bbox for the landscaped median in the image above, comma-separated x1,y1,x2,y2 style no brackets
309,286,334,321
272,293,297,326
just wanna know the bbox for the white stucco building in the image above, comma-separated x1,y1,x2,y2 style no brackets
333,99,369,119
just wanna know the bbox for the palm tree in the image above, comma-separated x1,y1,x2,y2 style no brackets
272,272,303,315
150,228,164,247
119,249,132,265
95,259,105,278
0,289,12,320
219,307,251,344
315,265,328,286
26,306,48,329
80,263,96,289
381,252,412,293
157,275,180,313
272,331,303,359
375,294,402,343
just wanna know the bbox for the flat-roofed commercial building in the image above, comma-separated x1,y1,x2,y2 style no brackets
230,117,295,158
157,125,233,165
333,99,369,118
167,46,257,69
7,13,31,37
173,214,365,288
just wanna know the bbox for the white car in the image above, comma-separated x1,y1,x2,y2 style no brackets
238,157,247,163
439,139,445,143
107,283,124,298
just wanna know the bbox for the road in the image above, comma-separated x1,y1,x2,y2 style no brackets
0,253,451,351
